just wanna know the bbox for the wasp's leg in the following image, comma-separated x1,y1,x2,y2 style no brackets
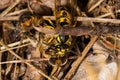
48,57,68,66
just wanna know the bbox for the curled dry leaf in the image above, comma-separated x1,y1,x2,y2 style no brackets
0,0,15,10
29,0,53,15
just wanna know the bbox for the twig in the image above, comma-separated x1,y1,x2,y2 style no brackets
87,0,94,9
88,0,104,12
6,9,28,16
0,39,30,50
13,60,17,80
77,17,120,24
0,16,19,21
0,55,76,65
0,43,31,53
51,76,58,80
0,0,20,17
0,58,48,64
0,41,53,80
0,15,120,24
97,9,120,18
64,35,98,79
43,16,120,24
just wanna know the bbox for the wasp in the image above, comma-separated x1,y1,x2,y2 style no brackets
45,34,73,66
19,11,42,40
44,5,77,66
19,11,55,45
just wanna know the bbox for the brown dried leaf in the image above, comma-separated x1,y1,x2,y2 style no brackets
0,0,15,10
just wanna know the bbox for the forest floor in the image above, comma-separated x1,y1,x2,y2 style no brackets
0,0,120,80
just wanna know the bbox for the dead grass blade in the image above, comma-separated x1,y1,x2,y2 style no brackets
0,0,20,17
43,16,120,24
88,0,104,12
0,16,19,21
0,58,48,64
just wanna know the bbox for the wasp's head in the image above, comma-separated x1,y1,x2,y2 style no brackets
55,43,69,57
19,11,33,28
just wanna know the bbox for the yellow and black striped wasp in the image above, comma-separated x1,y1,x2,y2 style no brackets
19,11,56,46
44,0,78,66
19,11,41,41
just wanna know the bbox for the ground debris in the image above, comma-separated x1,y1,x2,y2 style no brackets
0,0,120,80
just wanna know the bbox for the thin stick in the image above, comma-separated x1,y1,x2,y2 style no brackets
43,16,120,24
0,41,53,80
88,0,104,12
0,58,48,65
77,17,120,24
97,9,120,18
0,56,77,65
0,15,120,24
87,0,94,9
51,76,59,80
64,35,98,79
0,16,19,21
0,39,30,50
0,43,31,53
6,9,28,16
0,0,20,17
